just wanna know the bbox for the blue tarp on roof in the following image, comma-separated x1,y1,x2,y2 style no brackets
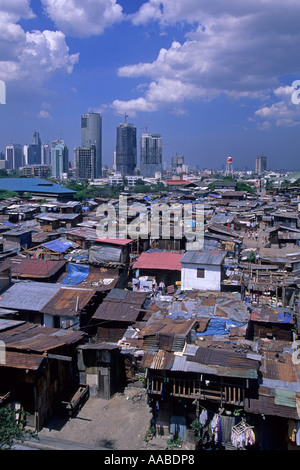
62,263,90,286
42,239,74,253
197,318,246,336
276,312,292,323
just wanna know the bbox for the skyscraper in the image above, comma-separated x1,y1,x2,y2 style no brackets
81,113,102,178
140,131,162,177
116,121,137,175
74,146,96,180
51,139,69,179
255,155,267,174
6,144,23,169
27,131,42,165
172,154,184,174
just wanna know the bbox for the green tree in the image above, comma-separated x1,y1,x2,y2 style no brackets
236,181,256,193
281,179,291,189
0,190,19,199
0,408,39,449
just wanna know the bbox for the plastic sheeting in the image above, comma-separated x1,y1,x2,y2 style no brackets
197,317,246,336
89,246,122,264
61,263,90,286
42,239,74,253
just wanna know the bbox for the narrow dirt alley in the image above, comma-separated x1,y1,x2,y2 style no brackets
38,386,171,451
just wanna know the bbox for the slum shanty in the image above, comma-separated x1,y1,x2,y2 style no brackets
0,176,300,450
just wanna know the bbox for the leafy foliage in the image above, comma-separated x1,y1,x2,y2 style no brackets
0,408,39,449
0,190,20,199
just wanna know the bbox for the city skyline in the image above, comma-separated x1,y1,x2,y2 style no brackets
0,1,300,171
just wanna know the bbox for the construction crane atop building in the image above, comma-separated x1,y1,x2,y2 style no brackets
117,112,129,123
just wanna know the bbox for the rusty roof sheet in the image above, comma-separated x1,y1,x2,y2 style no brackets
40,287,97,317
260,351,298,383
0,321,84,353
140,350,174,370
244,391,300,419
140,317,197,337
133,252,183,271
93,290,149,322
188,346,260,372
0,351,46,370
1,257,66,278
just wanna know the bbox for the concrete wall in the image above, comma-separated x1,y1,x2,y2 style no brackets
181,263,221,291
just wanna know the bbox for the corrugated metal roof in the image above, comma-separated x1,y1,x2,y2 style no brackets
95,238,133,246
89,246,122,264
188,346,260,372
93,290,149,322
244,392,300,419
142,350,175,370
0,281,61,311
0,321,84,353
0,319,25,331
260,352,298,383
1,351,46,370
2,257,66,278
133,252,183,271
180,250,226,266
40,287,97,317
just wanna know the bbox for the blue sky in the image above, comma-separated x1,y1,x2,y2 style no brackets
1,0,300,172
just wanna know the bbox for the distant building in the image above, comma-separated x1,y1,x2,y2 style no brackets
140,131,162,178
108,174,140,187
0,178,76,201
21,165,51,178
116,121,137,175
51,139,69,179
42,143,50,166
172,154,184,174
27,131,42,165
81,113,102,178
5,143,23,170
255,155,267,174
74,145,96,180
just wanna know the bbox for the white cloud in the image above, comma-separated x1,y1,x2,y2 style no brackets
113,0,300,115
41,0,123,37
21,30,79,78
37,109,52,119
0,2,79,85
255,86,300,128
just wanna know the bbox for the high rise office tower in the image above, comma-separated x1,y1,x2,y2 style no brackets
74,146,96,180
255,155,267,174
6,144,23,169
140,131,162,178
172,154,184,174
116,121,137,175
81,113,102,178
51,139,69,179
42,143,50,166
27,131,42,165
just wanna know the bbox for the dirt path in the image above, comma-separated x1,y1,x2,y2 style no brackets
38,386,170,451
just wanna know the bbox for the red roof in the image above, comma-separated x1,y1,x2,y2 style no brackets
133,252,183,271
0,258,65,278
95,237,133,246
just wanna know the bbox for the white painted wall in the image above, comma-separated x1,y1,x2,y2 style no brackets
181,263,221,291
